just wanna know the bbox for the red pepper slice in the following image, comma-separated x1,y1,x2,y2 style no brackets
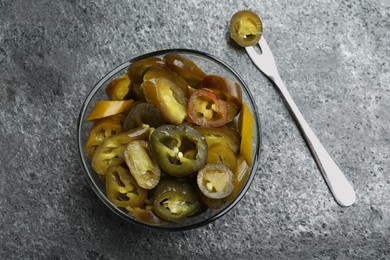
201,75,242,109
187,88,228,127
207,88,240,122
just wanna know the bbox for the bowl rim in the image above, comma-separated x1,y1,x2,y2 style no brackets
76,48,262,231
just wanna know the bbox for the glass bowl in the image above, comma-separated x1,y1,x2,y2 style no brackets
77,49,261,230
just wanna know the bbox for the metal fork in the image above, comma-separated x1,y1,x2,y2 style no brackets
246,37,356,206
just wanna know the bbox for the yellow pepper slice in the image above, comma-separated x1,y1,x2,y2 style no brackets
224,154,250,202
105,74,132,101
86,100,134,121
126,205,167,225
143,76,187,125
85,118,123,158
207,143,237,173
105,165,147,208
197,163,234,199
124,140,161,190
238,102,254,164
105,113,127,124
91,127,150,175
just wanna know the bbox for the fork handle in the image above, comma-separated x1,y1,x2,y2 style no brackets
272,75,356,206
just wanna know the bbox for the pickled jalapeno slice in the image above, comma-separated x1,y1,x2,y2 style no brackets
238,102,255,164
124,140,161,190
194,126,241,154
123,102,165,130
91,127,150,175
144,67,190,97
230,10,263,47
106,74,132,101
197,163,234,199
143,70,188,125
127,57,167,100
105,165,147,208
152,178,201,222
127,205,167,225
207,143,237,173
85,118,123,158
225,154,250,202
188,88,229,127
149,125,207,177
164,53,206,87
86,100,134,121
201,75,242,109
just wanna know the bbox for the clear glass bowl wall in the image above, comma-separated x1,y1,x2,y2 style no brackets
77,49,261,230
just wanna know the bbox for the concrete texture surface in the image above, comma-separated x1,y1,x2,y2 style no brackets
1,0,389,259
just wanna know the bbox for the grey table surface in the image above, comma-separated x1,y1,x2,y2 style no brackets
1,0,389,259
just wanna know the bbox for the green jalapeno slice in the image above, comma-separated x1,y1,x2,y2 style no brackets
123,103,165,131
152,177,201,222
149,125,207,177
